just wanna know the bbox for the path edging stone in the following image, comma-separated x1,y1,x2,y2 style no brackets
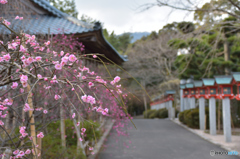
88,120,115,159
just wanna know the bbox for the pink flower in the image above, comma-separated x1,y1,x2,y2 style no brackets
27,57,34,63
37,132,44,138
88,82,94,88
69,54,77,62
37,74,42,79
54,95,61,100
60,51,64,56
3,19,10,26
0,0,8,4
3,53,11,61
82,76,86,80
43,110,48,114
20,88,24,93
20,75,28,82
44,41,50,46
11,82,18,89
19,45,27,52
13,150,19,155
79,137,83,141
77,122,80,126
81,128,86,133
25,149,31,155
102,108,109,115
93,55,97,58
35,56,42,61
55,64,62,70
23,103,33,112
89,147,94,151
0,120,4,126
61,56,68,63
114,76,121,83
15,16,23,20
110,81,115,85
72,113,75,118
21,81,28,88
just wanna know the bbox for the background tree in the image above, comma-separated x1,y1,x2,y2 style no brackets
47,0,78,18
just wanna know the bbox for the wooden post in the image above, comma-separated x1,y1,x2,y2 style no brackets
27,84,38,158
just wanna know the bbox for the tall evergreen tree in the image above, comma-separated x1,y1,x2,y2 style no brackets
47,0,78,18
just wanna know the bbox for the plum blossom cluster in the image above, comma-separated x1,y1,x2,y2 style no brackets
20,75,28,88
110,76,121,85
0,98,12,126
19,126,28,138
37,132,44,138
81,95,96,105
0,0,7,4
0,1,130,157
11,149,31,159
23,103,33,112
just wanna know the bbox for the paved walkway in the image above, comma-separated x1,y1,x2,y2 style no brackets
98,119,240,159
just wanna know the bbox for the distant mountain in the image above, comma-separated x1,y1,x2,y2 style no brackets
119,32,150,43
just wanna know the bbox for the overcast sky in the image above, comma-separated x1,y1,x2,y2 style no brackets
75,0,208,35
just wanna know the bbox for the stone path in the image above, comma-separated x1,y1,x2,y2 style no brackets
98,119,240,159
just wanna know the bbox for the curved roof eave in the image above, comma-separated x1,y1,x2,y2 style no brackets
98,28,128,63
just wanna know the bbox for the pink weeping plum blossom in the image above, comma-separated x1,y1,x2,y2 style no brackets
37,132,44,138
69,54,77,62
54,94,61,100
0,0,8,4
11,82,18,89
72,113,75,118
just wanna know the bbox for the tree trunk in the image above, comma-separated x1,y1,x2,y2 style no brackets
224,38,230,75
141,80,147,115
27,84,38,159
60,99,66,148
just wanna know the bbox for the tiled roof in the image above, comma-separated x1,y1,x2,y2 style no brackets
31,0,65,17
194,80,203,87
232,72,240,82
0,0,127,63
202,78,215,86
214,75,233,85
186,83,194,88
1,15,94,34
165,90,176,95
180,84,186,89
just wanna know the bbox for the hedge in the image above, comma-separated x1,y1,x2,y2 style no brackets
144,108,177,119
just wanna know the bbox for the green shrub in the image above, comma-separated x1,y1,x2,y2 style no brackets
158,108,168,118
185,108,199,129
178,107,212,129
143,109,157,118
149,110,158,119
42,119,101,158
179,111,184,123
